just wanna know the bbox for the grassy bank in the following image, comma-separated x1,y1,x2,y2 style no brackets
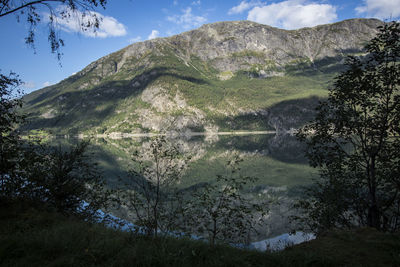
1,200,399,267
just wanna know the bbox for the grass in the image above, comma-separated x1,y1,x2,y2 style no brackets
0,200,279,267
1,200,399,267
281,228,400,266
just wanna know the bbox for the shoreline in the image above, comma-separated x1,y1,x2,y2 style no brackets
29,130,282,139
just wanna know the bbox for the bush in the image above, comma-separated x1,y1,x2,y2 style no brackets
1,72,109,220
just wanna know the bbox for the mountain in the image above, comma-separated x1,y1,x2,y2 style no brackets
22,18,383,135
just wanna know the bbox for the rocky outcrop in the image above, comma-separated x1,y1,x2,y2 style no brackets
80,18,382,79
154,19,381,72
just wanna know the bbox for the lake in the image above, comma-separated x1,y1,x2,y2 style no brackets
55,132,317,242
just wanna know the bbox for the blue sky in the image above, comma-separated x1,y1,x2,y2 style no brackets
1,0,399,94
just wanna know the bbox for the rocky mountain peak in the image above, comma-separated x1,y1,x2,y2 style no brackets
105,18,381,75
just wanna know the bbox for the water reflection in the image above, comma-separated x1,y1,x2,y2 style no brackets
215,134,307,164
50,133,314,240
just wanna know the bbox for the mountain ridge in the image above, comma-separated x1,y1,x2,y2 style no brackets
22,18,383,135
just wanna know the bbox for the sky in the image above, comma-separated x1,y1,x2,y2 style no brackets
1,0,399,94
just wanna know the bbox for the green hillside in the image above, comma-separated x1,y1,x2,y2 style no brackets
21,19,382,136
22,54,331,135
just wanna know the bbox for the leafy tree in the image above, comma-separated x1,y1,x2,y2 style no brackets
1,138,110,219
0,72,23,133
0,73,109,219
119,139,268,245
120,137,190,237
0,1,112,219
22,141,109,219
0,72,24,197
183,155,268,246
0,0,107,60
296,22,400,233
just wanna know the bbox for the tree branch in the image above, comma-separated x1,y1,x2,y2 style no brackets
0,0,60,17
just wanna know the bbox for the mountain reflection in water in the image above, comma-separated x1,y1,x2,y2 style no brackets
52,133,316,241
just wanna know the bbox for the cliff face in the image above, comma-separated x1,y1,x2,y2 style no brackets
22,18,382,135
172,19,381,71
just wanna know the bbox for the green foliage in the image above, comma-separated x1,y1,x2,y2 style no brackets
25,142,109,218
117,138,270,246
0,72,25,199
182,155,268,246
0,72,23,134
119,137,191,237
0,0,108,60
231,50,266,59
2,140,110,220
296,21,400,233
1,72,111,220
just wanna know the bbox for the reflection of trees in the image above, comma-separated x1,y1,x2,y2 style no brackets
266,134,307,164
215,134,307,164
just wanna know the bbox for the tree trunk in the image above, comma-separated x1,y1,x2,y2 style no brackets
367,157,380,229
211,218,217,246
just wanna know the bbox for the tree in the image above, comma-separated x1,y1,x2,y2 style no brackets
119,139,268,245
0,0,107,60
21,141,110,219
0,72,24,197
296,22,400,233
183,155,268,246
0,1,112,219
120,137,190,237
1,130,110,220
0,73,109,219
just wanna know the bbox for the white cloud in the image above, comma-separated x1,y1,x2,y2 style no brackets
53,6,127,38
356,0,400,19
247,0,337,29
228,1,263,15
22,81,35,89
129,36,142,43
192,0,201,5
167,7,207,29
148,30,160,40
43,81,53,87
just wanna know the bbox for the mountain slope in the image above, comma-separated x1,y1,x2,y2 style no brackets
22,18,383,135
